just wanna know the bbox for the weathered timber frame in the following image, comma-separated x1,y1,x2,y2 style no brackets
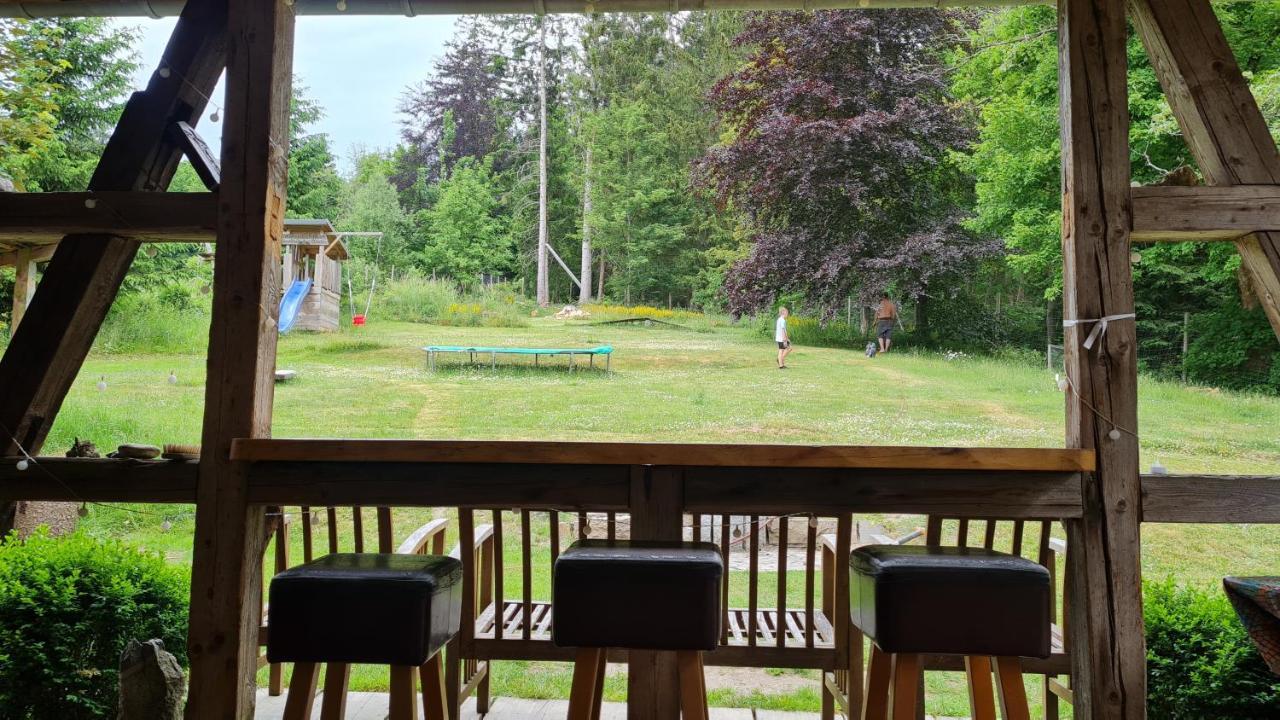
1,0,1280,718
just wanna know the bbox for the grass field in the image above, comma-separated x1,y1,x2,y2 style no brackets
42,315,1280,715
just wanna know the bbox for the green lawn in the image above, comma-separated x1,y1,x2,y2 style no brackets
52,316,1280,714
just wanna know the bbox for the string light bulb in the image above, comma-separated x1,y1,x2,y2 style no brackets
15,459,29,472
209,108,220,123
161,520,173,532
1055,373,1068,392
144,245,158,258
84,198,97,209
77,503,89,518
96,376,107,391
158,67,171,79
168,370,178,385
336,0,347,10
1108,428,1122,441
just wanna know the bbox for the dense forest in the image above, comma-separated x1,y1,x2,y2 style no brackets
3,7,1280,390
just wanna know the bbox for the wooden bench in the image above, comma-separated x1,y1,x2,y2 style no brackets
455,509,855,717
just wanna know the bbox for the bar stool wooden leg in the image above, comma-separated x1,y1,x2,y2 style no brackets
282,661,320,720
862,645,892,720
590,647,607,720
390,665,420,720
420,651,448,720
964,656,997,720
567,647,604,720
676,650,709,720
319,662,350,720
269,661,285,696
889,653,921,720
993,656,1031,720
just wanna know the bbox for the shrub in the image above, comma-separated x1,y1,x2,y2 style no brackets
1145,578,1280,719
94,290,210,355
378,277,527,327
376,276,462,323
584,303,704,322
0,531,190,719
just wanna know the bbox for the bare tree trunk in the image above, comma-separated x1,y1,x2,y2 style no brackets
536,16,551,307
597,251,605,300
580,144,593,304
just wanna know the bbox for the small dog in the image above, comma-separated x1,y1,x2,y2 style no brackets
865,342,878,358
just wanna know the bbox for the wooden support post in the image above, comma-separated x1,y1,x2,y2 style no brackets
11,249,37,332
0,0,227,459
184,0,294,717
627,466,683,720
1130,0,1280,338
1058,0,1145,716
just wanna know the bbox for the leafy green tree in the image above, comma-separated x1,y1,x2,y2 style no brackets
954,4,1280,379
8,18,138,191
287,82,341,219
0,20,61,188
587,101,690,302
419,158,512,281
338,149,412,285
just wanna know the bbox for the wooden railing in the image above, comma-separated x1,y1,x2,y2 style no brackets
3,440,1279,717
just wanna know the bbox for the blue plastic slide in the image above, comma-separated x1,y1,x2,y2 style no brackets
278,278,312,333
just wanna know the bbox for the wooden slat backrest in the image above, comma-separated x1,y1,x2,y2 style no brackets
520,510,532,641
923,516,1067,649
804,516,817,648
493,510,505,641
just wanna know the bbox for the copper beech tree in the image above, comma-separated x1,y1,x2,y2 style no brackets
697,10,1000,317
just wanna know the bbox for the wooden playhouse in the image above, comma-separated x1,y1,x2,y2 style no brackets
280,219,347,332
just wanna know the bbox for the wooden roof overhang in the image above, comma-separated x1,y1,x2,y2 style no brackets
1,0,1279,717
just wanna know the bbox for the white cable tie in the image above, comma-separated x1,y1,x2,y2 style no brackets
1063,313,1135,351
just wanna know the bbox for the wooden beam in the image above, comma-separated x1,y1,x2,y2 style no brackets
229,438,1096,472
0,458,198,503
0,0,227,462
0,192,218,243
1130,185,1280,242
245,461,632,508
0,244,56,268
1058,0,1146,715
10,248,37,331
682,467,1083,518
184,0,293,717
626,467,683,720
1131,0,1280,338
1140,474,1280,523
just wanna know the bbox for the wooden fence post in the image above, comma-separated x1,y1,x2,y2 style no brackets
627,466,683,719
1058,0,1145,716
185,0,294,716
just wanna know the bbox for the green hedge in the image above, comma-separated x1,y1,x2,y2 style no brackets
1146,579,1280,719
0,531,190,719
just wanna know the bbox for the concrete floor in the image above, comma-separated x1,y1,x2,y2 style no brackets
253,692,814,719
254,690,967,719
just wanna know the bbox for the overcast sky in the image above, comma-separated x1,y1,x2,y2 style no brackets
132,15,458,173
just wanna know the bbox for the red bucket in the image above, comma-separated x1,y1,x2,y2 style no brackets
352,314,366,326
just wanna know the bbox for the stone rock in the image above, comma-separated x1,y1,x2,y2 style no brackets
118,639,185,720
0,177,14,192
554,305,591,320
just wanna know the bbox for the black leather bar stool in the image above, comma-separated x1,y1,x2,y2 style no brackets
267,553,462,720
553,540,723,720
849,545,1051,720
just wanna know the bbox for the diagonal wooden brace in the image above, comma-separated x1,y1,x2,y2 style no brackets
1131,0,1280,339
0,0,228,460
